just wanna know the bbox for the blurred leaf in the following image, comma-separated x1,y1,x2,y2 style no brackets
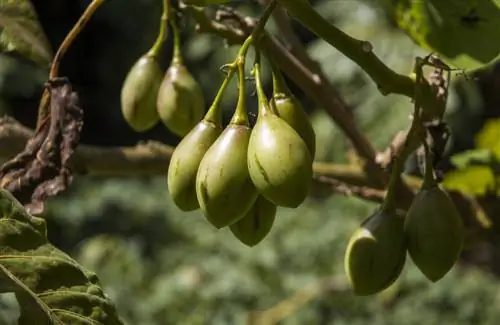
0,189,124,325
384,0,500,70
442,165,495,195
476,118,500,159
450,148,494,169
0,0,52,66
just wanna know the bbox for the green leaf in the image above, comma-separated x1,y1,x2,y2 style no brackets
0,188,124,325
450,148,494,169
475,118,500,160
0,0,52,66
442,165,496,196
384,0,500,70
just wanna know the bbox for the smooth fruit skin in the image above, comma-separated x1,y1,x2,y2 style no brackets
157,63,205,137
229,196,277,247
344,209,407,296
121,55,162,132
196,124,258,228
404,185,464,282
270,95,316,158
247,111,313,208
167,120,222,211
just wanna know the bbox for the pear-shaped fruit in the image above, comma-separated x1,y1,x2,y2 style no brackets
404,184,464,282
229,196,277,247
247,108,313,208
121,55,162,132
157,62,205,137
196,124,258,228
270,94,316,158
344,208,407,296
167,119,222,211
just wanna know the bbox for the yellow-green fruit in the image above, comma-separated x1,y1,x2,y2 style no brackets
344,209,407,296
404,185,464,282
121,55,162,132
167,119,222,211
270,95,316,157
229,196,277,247
196,124,258,228
157,62,205,137
247,109,313,208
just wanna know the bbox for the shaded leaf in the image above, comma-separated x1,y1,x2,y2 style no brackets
0,188,124,324
475,118,500,160
0,0,52,66
383,0,500,70
442,165,496,196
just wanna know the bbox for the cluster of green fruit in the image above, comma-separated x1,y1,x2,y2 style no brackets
121,9,205,137
121,5,315,247
167,49,316,246
344,117,464,296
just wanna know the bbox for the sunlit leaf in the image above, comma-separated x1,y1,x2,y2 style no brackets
475,118,500,160
383,0,500,70
450,148,494,169
0,0,52,66
442,165,496,196
0,189,124,325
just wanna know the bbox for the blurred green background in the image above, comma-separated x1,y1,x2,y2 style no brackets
1,0,500,324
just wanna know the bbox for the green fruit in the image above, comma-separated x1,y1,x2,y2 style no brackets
344,208,407,296
229,196,277,247
247,108,313,208
167,119,222,211
157,62,205,137
196,124,258,228
270,95,316,157
121,55,162,132
183,0,231,5
404,184,464,282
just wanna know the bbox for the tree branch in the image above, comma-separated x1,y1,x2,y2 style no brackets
183,4,387,187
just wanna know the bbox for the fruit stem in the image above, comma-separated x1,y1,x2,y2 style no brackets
230,58,249,126
382,57,426,212
170,6,184,65
253,49,272,115
268,55,291,98
148,0,169,58
204,64,237,126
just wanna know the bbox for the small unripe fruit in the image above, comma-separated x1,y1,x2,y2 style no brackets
167,119,222,211
229,196,277,247
404,184,464,282
270,94,316,158
157,62,205,137
344,208,407,296
121,55,162,132
196,124,258,228
247,106,313,208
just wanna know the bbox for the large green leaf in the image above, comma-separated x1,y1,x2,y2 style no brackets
383,0,500,70
0,0,52,66
442,165,496,196
0,188,124,324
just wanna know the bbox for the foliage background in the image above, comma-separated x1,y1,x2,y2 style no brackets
1,0,500,324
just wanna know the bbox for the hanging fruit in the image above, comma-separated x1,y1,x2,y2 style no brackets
157,14,205,137
247,55,313,208
167,68,236,212
404,140,464,282
196,62,258,228
120,3,167,132
269,57,316,157
344,206,407,296
229,196,277,247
